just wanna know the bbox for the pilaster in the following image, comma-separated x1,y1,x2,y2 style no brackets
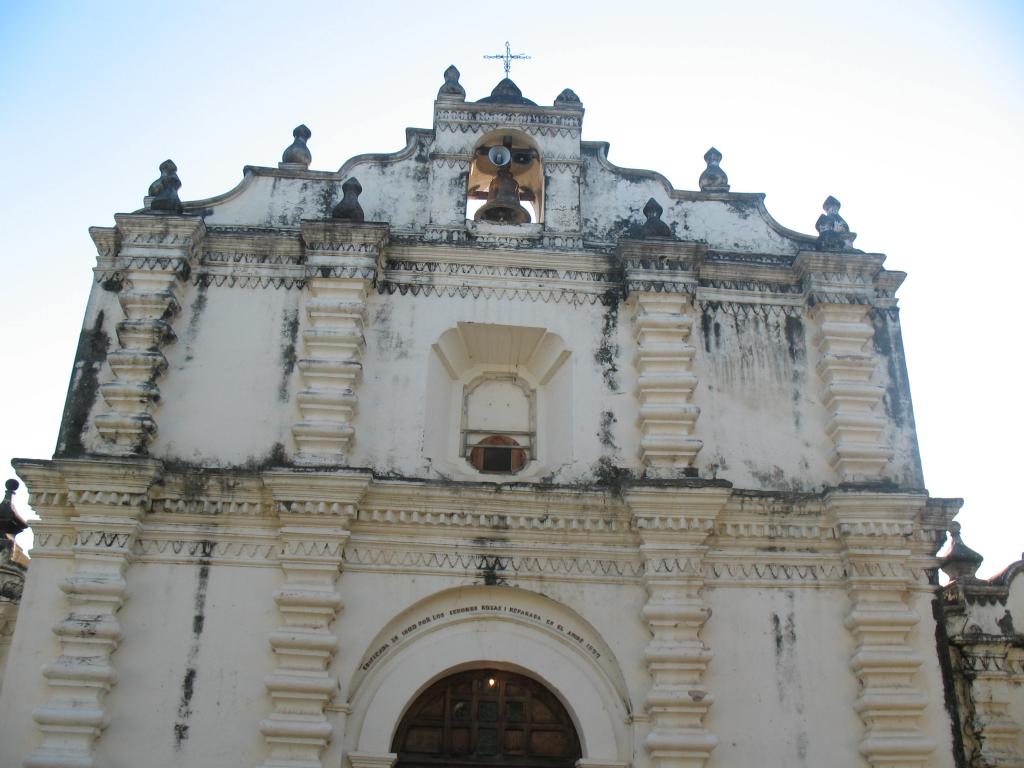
18,458,160,768
426,151,472,232
827,491,935,768
293,221,388,464
621,240,705,476
960,644,1024,768
0,542,27,691
544,158,583,233
796,251,892,481
93,215,204,455
626,485,730,768
258,470,372,768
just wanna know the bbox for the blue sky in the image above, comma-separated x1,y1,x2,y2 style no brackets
1,0,1022,573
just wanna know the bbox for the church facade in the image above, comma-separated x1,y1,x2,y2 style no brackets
1,67,1021,768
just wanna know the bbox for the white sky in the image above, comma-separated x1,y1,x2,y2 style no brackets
1,1,1021,575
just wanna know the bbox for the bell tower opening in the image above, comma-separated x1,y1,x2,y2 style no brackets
467,131,543,224
392,668,581,768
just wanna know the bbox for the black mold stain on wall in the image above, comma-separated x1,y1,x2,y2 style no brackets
183,281,209,362
771,595,808,761
473,535,510,586
701,309,723,354
932,596,969,768
56,311,110,457
173,552,212,750
279,309,299,402
871,309,913,429
784,316,805,365
594,291,620,390
597,411,618,451
784,315,807,429
316,182,340,219
871,308,924,485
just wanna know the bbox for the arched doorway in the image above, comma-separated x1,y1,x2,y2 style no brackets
392,669,581,768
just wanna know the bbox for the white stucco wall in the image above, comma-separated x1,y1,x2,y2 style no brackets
0,77,961,768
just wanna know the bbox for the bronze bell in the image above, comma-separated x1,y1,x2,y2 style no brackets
474,168,531,224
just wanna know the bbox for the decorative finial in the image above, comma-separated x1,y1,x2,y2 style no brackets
640,198,672,239
815,195,857,251
281,125,312,168
0,479,28,538
148,160,183,214
332,178,365,222
554,88,582,108
438,65,466,99
938,521,985,583
484,41,530,78
699,147,730,192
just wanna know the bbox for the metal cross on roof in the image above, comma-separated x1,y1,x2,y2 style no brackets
484,41,531,78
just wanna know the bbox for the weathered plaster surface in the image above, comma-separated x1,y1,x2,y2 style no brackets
0,73,981,768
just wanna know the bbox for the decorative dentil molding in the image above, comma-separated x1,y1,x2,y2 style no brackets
93,215,205,455
627,487,730,768
292,221,389,464
257,471,371,768
826,492,936,768
433,106,582,139
18,458,160,768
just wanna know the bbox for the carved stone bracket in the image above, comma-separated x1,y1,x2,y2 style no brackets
293,221,389,464
627,486,729,768
17,458,160,768
93,214,205,455
258,471,372,768
827,492,936,768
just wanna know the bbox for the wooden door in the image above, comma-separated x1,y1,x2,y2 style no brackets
393,669,582,768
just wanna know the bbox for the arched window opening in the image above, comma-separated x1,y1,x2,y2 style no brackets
461,376,535,474
392,669,581,768
469,435,527,473
468,133,543,225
